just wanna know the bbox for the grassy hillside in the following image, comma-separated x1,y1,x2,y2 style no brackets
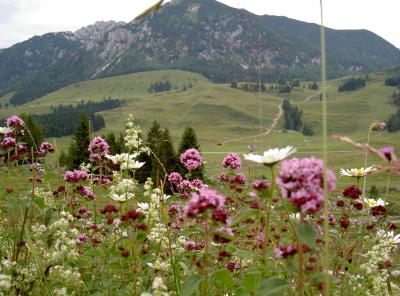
0,69,399,195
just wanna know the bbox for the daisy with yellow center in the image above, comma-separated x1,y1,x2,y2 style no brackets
244,146,296,166
365,198,387,208
339,166,378,177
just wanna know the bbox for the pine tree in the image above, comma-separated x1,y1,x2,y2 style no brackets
66,113,90,169
105,132,118,155
178,127,204,179
158,129,178,178
136,121,163,184
116,133,125,154
20,114,44,159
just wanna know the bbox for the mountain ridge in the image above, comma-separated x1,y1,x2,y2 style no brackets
1,0,399,105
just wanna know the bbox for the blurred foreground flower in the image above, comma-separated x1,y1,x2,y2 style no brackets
244,146,296,166
0,127,13,134
276,157,336,214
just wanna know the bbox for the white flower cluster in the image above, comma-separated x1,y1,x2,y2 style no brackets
146,257,171,273
124,114,150,154
109,174,136,202
106,153,145,170
3,212,83,292
30,212,80,264
50,265,83,289
0,274,11,294
79,162,92,173
34,187,56,208
141,276,170,296
53,287,68,296
340,231,400,296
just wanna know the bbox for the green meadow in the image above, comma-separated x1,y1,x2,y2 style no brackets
0,69,399,198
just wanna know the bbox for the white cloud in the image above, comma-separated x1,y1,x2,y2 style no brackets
0,0,399,48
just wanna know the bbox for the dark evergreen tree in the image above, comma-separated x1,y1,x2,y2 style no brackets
308,81,319,90
66,113,90,169
282,100,303,131
135,121,163,184
302,124,314,136
385,76,400,87
159,129,178,177
116,133,125,154
338,77,366,92
178,127,204,179
20,114,44,159
106,132,118,155
387,109,400,132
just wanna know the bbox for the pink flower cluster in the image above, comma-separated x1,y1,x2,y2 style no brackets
276,157,336,214
184,188,225,218
180,148,203,171
36,141,54,157
88,137,109,161
64,170,89,183
379,145,394,162
6,115,24,127
176,179,205,198
221,152,241,170
184,240,205,251
1,137,16,149
252,180,269,191
168,172,183,184
274,245,297,259
76,185,96,200
190,178,204,189
219,172,246,185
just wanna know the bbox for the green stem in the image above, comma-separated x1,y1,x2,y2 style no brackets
263,166,275,262
362,128,372,194
319,1,330,295
385,162,391,194
298,213,305,296
202,223,209,296
131,224,137,296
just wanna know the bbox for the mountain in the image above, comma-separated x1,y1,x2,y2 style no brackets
1,0,400,106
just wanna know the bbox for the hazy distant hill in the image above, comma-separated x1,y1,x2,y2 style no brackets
1,0,399,105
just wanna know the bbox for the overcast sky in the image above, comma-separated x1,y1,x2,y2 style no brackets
0,0,399,49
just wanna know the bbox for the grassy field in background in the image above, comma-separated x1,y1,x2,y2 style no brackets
0,69,399,206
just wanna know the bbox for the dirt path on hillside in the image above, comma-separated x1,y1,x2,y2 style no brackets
299,87,329,105
218,87,329,146
220,103,283,145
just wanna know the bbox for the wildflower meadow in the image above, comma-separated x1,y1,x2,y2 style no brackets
0,113,399,296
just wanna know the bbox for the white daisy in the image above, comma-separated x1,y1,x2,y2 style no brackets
339,166,377,177
244,146,296,166
365,198,387,208
137,202,149,210
377,230,400,245
0,127,13,134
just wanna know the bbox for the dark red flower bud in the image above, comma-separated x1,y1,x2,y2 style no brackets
343,185,362,199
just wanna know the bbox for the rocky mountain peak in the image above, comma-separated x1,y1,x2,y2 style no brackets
74,21,127,45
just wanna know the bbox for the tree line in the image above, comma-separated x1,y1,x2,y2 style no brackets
282,99,314,136
385,76,400,87
31,98,122,137
230,79,303,94
338,77,366,92
60,114,204,186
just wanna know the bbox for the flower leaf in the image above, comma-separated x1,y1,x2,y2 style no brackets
296,223,317,248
